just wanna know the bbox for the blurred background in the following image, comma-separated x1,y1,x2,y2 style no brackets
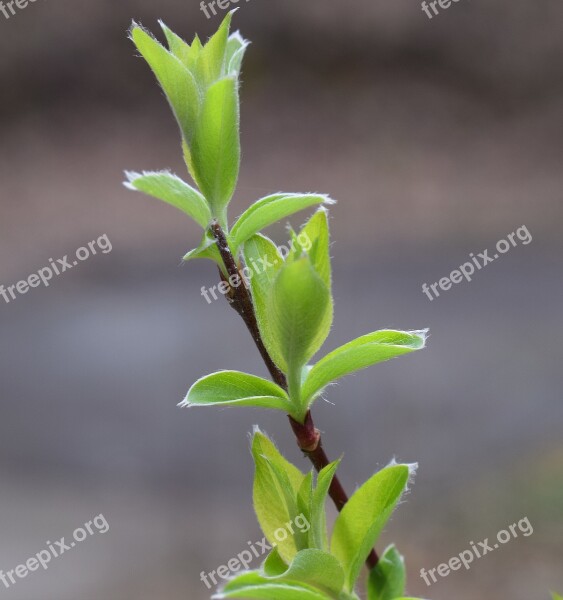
0,0,562,598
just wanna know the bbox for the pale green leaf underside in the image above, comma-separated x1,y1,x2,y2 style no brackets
230,193,333,254
225,30,249,75
367,545,406,600
331,464,411,592
181,371,289,412
302,330,428,406
124,170,211,228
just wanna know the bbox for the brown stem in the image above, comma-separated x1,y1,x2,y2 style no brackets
210,221,378,568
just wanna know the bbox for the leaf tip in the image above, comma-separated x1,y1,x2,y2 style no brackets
416,327,430,341
122,170,140,190
229,30,250,46
128,20,151,44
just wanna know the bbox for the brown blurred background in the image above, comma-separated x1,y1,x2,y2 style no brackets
0,1,562,598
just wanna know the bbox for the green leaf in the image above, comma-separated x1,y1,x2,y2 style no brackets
185,34,203,73
252,430,305,494
196,11,234,88
230,194,334,254
182,229,224,274
252,430,305,562
226,31,250,75
189,76,240,225
331,464,413,592
302,330,428,407
214,573,333,600
311,459,340,550
267,257,333,409
367,545,406,600
130,24,201,143
124,170,211,228
159,21,193,68
552,594,563,600
276,549,346,596
288,208,331,288
263,548,288,577
242,234,286,371
215,551,346,599
297,471,313,527
180,371,290,412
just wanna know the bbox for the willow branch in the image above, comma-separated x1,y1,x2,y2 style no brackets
210,221,378,568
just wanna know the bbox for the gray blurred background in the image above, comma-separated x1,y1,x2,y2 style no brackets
0,0,562,598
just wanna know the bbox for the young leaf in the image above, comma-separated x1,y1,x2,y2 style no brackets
331,464,413,592
226,31,250,75
189,76,240,225
195,11,234,88
185,34,203,72
297,471,313,528
302,330,428,407
129,25,201,143
230,193,334,253
180,371,290,412
263,548,289,577
267,257,333,402
159,21,193,67
216,551,346,599
310,459,341,550
214,572,333,600
242,234,285,371
367,545,406,600
124,170,211,228
252,430,304,562
252,429,305,494
288,208,331,288
182,229,225,276
275,549,346,596
552,595,563,600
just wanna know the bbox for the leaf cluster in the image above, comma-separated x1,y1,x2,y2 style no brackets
213,430,426,600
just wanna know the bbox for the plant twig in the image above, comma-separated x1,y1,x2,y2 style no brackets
210,220,378,568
